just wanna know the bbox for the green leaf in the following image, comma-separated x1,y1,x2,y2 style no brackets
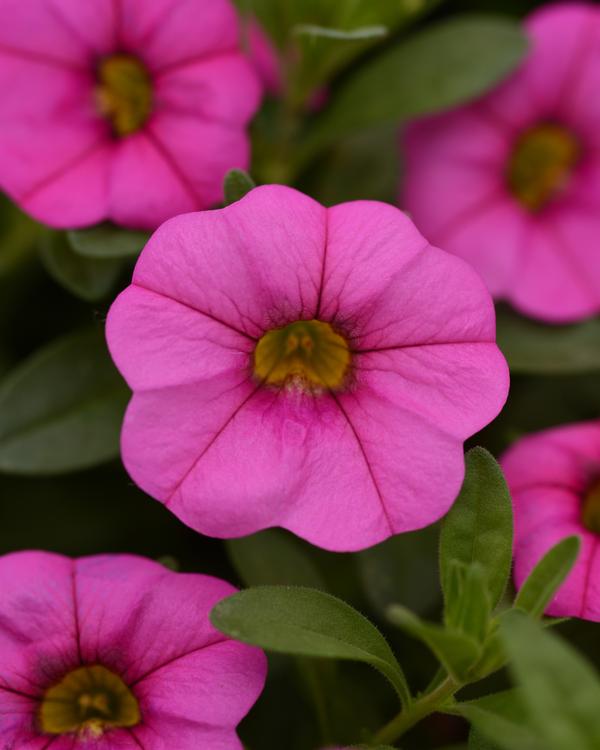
299,14,527,162
496,306,600,374
501,612,600,750
223,169,256,205
0,329,130,474
211,586,411,706
68,223,150,259
440,447,514,609
226,530,327,589
469,728,498,750
293,23,388,40
444,563,492,643
387,605,481,683
514,536,581,618
459,690,545,750
40,232,123,301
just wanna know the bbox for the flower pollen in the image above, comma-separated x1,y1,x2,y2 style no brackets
507,123,580,212
39,665,140,737
254,319,350,391
582,478,600,535
96,54,153,137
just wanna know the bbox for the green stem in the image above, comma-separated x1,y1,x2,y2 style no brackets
372,677,459,745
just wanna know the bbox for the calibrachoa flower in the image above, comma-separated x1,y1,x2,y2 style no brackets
403,3,600,323
0,551,266,748
0,0,261,229
503,420,600,621
106,185,509,552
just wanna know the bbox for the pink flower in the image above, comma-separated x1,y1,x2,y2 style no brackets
403,3,600,323
0,551,266,748
106,185,508,552
0,0,262,230
503,420,600,621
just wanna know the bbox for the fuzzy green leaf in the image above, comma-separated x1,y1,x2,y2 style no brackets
0,329,129,474
211,586,411,706
440,447,514,609
514,536,581,618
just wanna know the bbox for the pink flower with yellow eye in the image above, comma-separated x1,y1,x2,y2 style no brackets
403,2,600,323
106,185,508,551
0,551,266,749
503,420,600,622
0,0,262,230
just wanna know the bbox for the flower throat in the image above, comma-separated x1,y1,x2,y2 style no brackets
507,123,580,212
40,665,140,738
96,54,153,137
254,319,351,391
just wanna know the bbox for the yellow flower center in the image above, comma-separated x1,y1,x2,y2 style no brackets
254,319,351,391
582,479,600,535
39,665,140,738
96,54,153,137
507,123,580,212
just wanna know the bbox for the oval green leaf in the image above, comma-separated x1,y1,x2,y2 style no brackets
211,585,411,706
440,447,514,609
0,329,130,474
68,223,150,259
514,536,581,619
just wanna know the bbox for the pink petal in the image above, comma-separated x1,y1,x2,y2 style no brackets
354,341,508,439
131,186,327,338
502,421,600,492
136,640,266,730
435,199,528,298
511,486,581,540
403,109,508,240
0,0,97,65
0,53,110,228
73,556,246,685
107,130,196,230
155,54,262,126
319,202,500,351
135,720,243,750
510,218,598,322
524,3,598,116
122,0,240,71
123,373,464,551
0,552,78,696
109,113,256,227
106,285,253,391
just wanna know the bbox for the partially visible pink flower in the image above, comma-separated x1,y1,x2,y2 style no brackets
403,3,600,323
106,185,509,552
0,551,266,748
0,0,262,230
503,420,600,621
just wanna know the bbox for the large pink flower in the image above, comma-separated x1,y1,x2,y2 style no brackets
106,185,509,552
0,0,262,230
0,551,266,748
403,3,600,323
503,420,600,621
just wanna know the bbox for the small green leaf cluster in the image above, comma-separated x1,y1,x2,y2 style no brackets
211,449,586,748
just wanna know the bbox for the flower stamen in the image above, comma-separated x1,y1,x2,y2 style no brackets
507,123,580,212
96,54,153,137
254,319,351,391
39,665,140,737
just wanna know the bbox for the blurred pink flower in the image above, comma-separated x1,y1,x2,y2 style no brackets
403,3,600,323
0,0,262,230
106,185,508,552
503,420,600,621
0,551,266,748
